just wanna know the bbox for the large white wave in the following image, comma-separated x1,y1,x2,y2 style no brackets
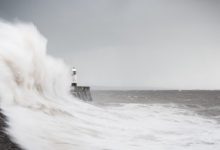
0,21,220,150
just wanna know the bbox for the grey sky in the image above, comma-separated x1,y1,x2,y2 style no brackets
0,0,220,89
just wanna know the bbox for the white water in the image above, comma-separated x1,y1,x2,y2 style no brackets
0,21,220,150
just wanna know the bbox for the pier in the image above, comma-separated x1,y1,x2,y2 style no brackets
70,67,92,101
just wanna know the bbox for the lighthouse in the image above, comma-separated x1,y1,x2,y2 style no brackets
72,67,77,87
70,67,92,101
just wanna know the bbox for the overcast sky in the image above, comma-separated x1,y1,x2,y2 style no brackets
0,0,220,89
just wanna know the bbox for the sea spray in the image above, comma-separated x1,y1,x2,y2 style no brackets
0,21,220,150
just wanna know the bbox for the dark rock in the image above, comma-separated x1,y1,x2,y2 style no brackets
0,109,23,150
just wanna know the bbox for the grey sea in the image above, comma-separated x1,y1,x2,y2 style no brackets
91,90,220,122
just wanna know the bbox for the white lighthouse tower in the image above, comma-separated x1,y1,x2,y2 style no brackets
72,67,77,87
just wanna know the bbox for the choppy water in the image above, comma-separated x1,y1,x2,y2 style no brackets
92,90,220,121
90,90,220,149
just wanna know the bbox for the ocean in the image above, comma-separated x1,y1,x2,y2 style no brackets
92,90,220,122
